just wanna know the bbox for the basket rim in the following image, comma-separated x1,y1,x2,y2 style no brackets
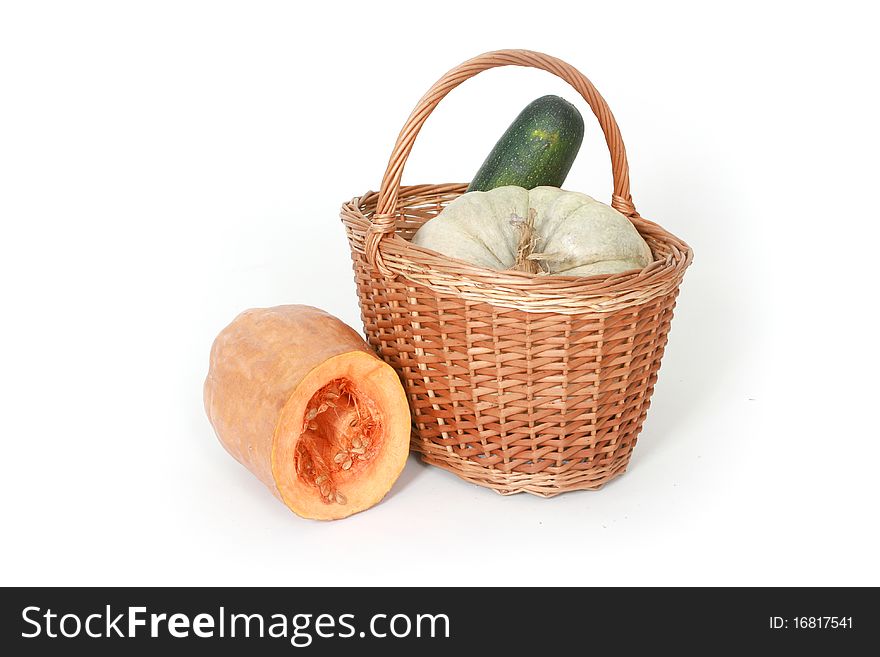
342,183,693,314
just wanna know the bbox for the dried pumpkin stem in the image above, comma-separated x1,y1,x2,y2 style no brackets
510,208,551,274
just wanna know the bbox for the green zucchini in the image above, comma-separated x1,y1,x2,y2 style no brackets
467,95,585,192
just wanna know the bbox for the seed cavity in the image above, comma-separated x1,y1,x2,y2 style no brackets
297,378,382,505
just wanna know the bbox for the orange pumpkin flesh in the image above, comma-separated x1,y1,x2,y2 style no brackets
204,305,410,520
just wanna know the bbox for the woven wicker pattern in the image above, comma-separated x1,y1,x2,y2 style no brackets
340,50,692,496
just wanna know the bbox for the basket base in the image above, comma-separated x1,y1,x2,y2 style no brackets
413,443,630,498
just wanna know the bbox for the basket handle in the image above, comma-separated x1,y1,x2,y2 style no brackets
366,49,637,274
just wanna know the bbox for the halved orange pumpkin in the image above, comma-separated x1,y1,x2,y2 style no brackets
204,305,410,520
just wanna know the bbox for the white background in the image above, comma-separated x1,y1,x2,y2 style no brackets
2,1,878,586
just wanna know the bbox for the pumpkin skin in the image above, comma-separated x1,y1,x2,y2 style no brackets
411,186,653,276
204,305,411,521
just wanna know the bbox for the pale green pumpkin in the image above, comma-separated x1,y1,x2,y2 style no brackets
411,186,653,276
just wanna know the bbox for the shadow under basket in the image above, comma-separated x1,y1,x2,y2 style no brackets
339,50,693,497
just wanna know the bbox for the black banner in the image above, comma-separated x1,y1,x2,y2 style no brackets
1,587,875,654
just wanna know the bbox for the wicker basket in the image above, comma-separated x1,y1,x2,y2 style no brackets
340,50,692,497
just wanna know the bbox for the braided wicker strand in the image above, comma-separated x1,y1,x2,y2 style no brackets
341,50,692,496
